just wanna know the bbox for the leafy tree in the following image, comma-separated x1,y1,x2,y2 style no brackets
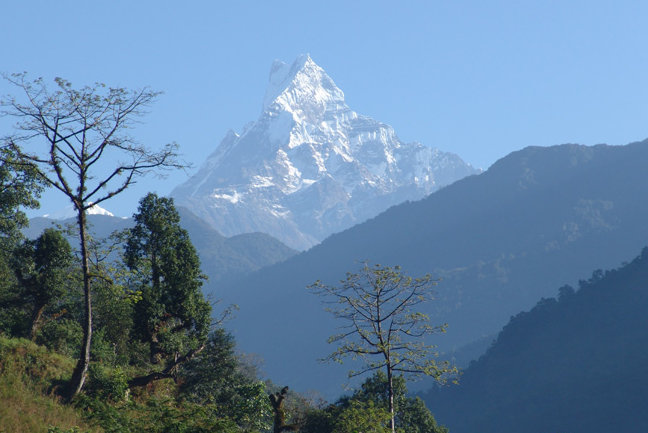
334,399,391,433
0,146,41,247
82,230,144,366
12,228,73,339
269,386,300,433
125,193,211,387
301,372,447,433
1,73,182,397
77,394,244,433
0,146,42,333
180,328,272,431
349,372,448,433
309,263,456,433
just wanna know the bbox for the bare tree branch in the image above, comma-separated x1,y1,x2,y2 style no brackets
0,73,185,399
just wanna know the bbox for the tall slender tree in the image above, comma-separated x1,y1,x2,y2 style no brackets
125,193,211,387
1,74,183,398
309,263,456,433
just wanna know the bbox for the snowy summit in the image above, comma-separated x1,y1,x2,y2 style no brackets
172,55,479,250
42,203,118,220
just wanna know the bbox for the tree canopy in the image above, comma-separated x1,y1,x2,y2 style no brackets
12,228,73,339
0,146,41,248
301,371,448,433
309,263,455,433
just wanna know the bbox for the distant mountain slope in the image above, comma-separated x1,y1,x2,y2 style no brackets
25,207,296,285
172,55,479,250
214,139,648,397
175,207,297,282
25,214,131,240
421,247,648,433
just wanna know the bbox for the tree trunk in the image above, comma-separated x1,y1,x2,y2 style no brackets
29,302,46,341
149,250,161,364
128,371,173,388
68,208,92,399
128,343,206,388
387,365,395,433
269,387,299,433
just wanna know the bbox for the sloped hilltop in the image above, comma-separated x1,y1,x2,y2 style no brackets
422,247,648,433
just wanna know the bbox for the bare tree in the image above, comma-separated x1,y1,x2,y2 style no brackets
1,73,183,398
269,386,300,433
309,263,456,433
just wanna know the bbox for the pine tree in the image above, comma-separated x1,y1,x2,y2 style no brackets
125,193,211,386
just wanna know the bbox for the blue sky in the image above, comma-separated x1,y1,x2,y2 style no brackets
2,1,648,218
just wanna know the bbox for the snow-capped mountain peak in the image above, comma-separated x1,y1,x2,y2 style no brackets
42,203,119,220
263,53,345,118
172,55,480,250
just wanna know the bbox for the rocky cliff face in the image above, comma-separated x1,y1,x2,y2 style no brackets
172,54,479,250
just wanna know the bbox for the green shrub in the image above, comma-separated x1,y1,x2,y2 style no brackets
89,328,117,365
87,364,128,402
37,318,82,357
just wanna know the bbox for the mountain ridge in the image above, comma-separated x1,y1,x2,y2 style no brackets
24,206,296,286
212,139,648,397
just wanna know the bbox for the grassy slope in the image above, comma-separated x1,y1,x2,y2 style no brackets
0,336,101,433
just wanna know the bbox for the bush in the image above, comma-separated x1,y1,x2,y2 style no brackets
86,364,128,402
37,318,82,357
89,328,117,365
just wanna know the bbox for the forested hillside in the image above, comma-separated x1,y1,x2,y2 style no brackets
422,247,648,433
1,192,274,431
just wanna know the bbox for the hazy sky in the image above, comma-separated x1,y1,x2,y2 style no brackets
2,1,647,218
